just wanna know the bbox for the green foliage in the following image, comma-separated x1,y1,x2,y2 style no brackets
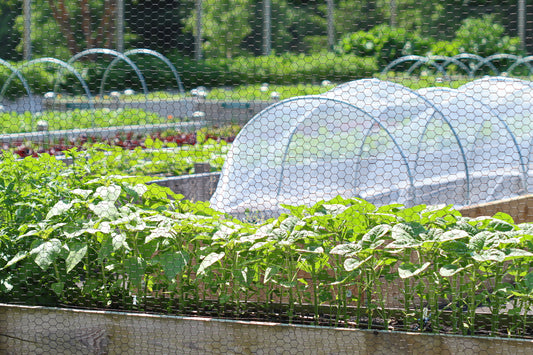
185,0,253,58
336,24,432,66
0,108,168,134
1,53,376,100
431,14,523,57
171,53,378,88
79,140,229,177
0,164,532,338
207,83,335,101
0,1,21,61
453,15,523,57
337,14,523,70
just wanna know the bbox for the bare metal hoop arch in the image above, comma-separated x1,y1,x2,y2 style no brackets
0,58,36,114
61,48,149,97
101,49,185,95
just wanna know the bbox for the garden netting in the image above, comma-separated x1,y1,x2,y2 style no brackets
3,1,533,353
211,77,533,219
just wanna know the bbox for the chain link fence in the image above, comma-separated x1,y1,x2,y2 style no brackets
1,1,533,353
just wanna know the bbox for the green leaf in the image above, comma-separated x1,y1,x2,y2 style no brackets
124,256,146,288
361,224,391,249
95,185,122,203
46,201,73,219
30,239,62,271
89,201,119,219
439,264,465,277
330,243,360,256
98,235,113,262
344,256,370,272
398,262,431,279
71,189,92,199
279,216,300,233
65,242,88,273
492,212,515,225
472,249,505,263
113,232,129,251
145,226,175,243
264,266,279,283
2,251,28,270
524,273,533,292
488,218,515,232
441,240,470,256
390,222,425,248
197,252,225,275
504,248,533,260
51,282,64,297
154,251,189,281
438,229,469,242
335,207,370,234
317,204,349,216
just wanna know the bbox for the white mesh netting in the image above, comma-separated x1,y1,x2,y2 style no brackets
211,77,533,219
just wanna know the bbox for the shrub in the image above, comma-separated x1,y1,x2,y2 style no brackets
336,24,431,67
1,53,377,99
170,52,378,88
454,14,523,57
431,15,523,57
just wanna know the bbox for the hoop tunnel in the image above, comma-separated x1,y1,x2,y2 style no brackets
211,77,533,219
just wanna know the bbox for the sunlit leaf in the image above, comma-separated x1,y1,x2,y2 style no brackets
264,266,279,283
439,264,465,277
398,262,431,279
30,239,62,271
89,200,119,219
94,185,122,203
145,226,174,243
197,252,225,275
330,243,360,256
2,251,28,270
344,256,370,272
65,242,88,273
46,201,73,219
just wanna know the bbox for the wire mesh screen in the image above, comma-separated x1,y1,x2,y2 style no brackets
1,1,533,353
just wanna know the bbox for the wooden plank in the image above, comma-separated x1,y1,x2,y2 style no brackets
1,304,532,354
458,194,533,224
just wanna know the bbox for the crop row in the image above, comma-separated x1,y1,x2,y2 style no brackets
0,153,531,337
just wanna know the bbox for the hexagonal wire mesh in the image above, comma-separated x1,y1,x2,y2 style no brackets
211,77,532,219
2,1,533,353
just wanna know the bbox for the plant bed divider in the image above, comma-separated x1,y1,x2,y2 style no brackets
1,303,532,355
458,194,533,224
43,97,273,126
149,171,220,202
0,121,206,144
148,171,533,224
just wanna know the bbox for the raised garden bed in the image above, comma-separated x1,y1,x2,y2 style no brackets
1,304,532,354
42,96,272,126
1,147,533,353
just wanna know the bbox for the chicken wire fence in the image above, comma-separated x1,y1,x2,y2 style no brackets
2,1,533,354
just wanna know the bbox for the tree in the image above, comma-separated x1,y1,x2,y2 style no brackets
13,0,121,59
185,0,253,58
0,0,21,60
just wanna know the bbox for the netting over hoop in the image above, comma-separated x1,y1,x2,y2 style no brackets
211,77,533,219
